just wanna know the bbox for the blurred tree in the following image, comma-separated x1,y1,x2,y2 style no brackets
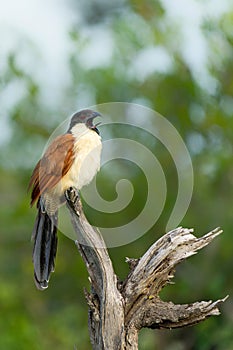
0,0,233,349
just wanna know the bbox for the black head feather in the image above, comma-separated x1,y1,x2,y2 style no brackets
68,109,101,133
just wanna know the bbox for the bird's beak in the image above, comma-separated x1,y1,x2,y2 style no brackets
86,111,102,131
88,111,101,123
91,112,102,128
94,121,101,128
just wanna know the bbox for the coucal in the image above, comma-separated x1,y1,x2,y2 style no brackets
29,109,102,290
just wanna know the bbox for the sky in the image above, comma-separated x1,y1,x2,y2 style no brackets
0,0,75,144
0,0,231,94
0,0,75,103
0,0,231,145
161,0,231,92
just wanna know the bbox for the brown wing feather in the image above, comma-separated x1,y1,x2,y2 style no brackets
29,133,74,206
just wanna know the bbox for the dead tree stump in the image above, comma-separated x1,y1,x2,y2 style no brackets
65,187,227,350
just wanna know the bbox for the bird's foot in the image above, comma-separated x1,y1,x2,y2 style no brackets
65,187,81,216
65,187,79,205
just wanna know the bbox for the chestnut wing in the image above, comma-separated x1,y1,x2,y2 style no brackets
29,133,74,206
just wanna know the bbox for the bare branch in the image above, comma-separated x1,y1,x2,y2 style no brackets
65,187,125,350
123,227,223,315
65,187,226,350
130,296,228,330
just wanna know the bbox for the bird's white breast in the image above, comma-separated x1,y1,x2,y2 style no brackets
61,124,102,190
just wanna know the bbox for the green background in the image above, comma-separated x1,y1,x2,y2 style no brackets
0,1,233,349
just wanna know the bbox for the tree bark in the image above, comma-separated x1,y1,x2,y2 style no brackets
65,187,227,350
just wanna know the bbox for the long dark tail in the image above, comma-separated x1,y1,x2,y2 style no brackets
32,199,58,290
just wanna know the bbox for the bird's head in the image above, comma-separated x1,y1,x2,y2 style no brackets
68,109,101,135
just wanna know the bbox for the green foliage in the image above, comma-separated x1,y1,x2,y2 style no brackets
1,0,233,349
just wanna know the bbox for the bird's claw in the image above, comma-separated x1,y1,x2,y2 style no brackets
65,187,79,205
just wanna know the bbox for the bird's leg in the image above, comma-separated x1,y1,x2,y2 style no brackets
65,187,80,214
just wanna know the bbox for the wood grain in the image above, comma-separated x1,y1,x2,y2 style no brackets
65,187,227,350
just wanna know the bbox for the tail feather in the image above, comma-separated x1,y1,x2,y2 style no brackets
32,199,58,290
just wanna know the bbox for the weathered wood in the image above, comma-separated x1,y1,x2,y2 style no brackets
65,187,125,350
65,187,227,350
122,227,224,322
137,297,228,329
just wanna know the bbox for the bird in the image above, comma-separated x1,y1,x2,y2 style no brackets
28,109,102,290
